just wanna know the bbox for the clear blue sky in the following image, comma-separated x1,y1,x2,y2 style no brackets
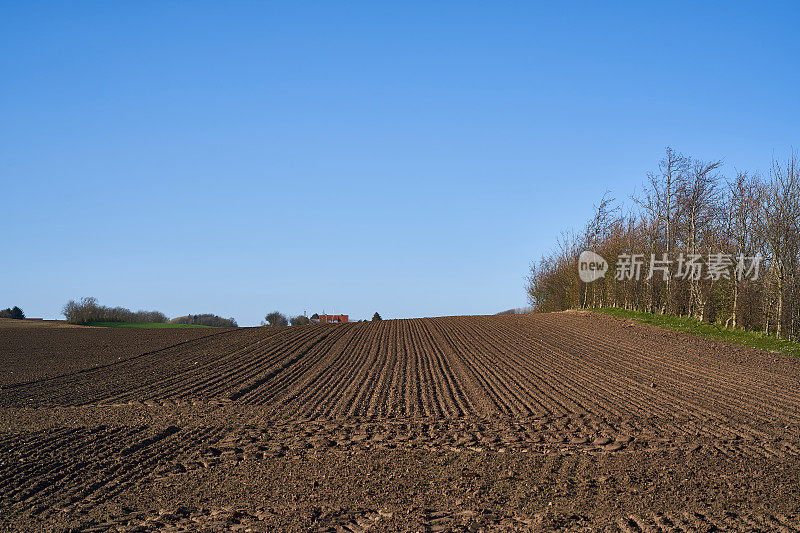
2,2,798,325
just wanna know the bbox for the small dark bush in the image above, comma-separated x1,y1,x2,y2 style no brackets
0,306,25,320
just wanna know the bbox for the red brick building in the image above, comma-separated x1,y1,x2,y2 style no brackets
318,314,348,324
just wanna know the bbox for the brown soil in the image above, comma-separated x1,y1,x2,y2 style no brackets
0,318,86,328
0,325,230,386
1,312,799,531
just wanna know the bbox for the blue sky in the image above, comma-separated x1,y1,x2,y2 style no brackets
1,2,798,325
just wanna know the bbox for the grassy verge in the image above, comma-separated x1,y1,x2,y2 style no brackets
588,307,800,357
86,322,213,329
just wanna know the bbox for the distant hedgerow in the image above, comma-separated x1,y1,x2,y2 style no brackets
170,314,238,327
62,297,168,325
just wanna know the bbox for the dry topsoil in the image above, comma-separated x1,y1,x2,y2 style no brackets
1,312,799,531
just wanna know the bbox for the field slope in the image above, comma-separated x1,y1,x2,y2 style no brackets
2,311,800,531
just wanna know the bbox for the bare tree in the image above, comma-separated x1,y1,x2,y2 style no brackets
633,147,689,313
678,157,723,320
759,153,800,338
725,171,762,328
583,192,619,308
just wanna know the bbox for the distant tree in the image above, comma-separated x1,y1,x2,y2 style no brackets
0,309,10,319
63,297,100,324
264,311,288,327
290,315,311,326
311,313,319,320
372,312,382,321
10,306,25,320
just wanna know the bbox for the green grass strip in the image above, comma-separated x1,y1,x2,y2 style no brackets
588,307,800,357
86,322,213,329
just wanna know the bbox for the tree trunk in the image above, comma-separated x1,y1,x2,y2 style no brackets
777,266,784,339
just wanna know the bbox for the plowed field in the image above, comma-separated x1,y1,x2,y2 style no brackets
2,311,800,531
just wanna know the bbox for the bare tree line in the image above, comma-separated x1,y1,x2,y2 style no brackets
63,297,238,327
527,147,800,339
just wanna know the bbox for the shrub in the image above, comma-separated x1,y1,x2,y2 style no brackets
290,315,311,326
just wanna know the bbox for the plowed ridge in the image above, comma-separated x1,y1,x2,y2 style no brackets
5,313,800,423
